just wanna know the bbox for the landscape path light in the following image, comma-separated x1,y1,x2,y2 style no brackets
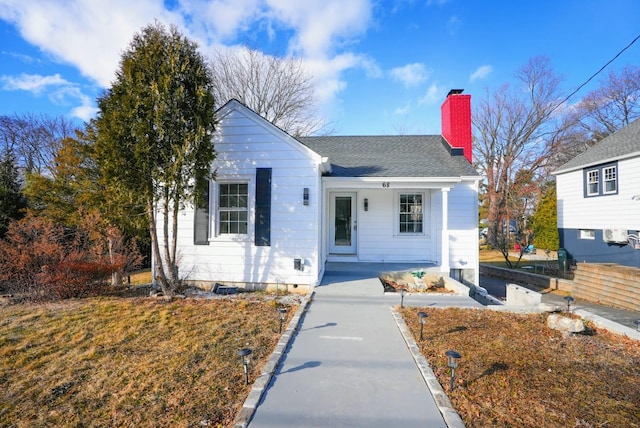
400,288,406,308
278,307,287,333
564,296,575,312
238,348,252,385
417,311,428,340
445,350,461,392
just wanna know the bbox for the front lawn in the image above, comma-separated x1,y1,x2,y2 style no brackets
401,307,640,427
479,249,570,278
0,294,296,427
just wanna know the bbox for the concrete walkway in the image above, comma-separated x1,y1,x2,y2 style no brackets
248,263,483,428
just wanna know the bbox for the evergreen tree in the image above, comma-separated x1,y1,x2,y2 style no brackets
530,183,559,251
0,151,27,237
94,22,216,296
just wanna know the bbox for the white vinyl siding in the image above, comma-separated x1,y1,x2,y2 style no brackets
166,102,323,286
557,156,640,230
351,188,431,262
447,181,480,275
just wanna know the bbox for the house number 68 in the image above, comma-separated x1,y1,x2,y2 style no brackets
382,182,390,188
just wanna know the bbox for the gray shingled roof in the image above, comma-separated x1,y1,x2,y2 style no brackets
554,118,640,174
298,135,479,178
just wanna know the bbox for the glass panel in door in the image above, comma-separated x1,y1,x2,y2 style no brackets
335,196,352,247
330,193,356,254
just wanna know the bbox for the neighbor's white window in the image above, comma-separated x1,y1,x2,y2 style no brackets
579,229,595,240
603,165,617,194
218,183,248,234
399,193,423,233
587,169,599,196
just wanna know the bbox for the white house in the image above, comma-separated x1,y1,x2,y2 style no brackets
165,90,481,291
553,118,640,267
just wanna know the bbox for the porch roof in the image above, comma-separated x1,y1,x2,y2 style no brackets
299,135,479,178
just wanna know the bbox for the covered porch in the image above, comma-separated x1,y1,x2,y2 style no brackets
322,178,458,272
317,261,457,297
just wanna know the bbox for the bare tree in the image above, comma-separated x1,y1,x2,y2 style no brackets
474,56,563,252
209,46,324,136
0,114,76,177
576,65,640,135
544,65,640,174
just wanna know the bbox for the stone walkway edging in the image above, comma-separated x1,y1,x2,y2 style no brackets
391,307,466,428
232,291,315,428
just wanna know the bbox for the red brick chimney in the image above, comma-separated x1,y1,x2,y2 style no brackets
441,89,472,163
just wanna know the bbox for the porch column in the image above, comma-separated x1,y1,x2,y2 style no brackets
440,188,450,273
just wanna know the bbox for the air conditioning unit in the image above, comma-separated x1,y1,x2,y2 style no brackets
603,228,628,243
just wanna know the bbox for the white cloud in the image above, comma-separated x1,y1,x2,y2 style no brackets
447,15,462,35
390,63,429,87
176,0,263,42
394,104,411,115
470,65,493,82
263,0,375,112
266,0,372,58
70,102,98,122
418,83,441,105
1,73,68,94
1,72,96,120
0,1,182,87
359,56,383,79
0,0,377,121
304,53,360,102
1,50,43,65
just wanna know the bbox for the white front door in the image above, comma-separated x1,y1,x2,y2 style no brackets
330,193,357,254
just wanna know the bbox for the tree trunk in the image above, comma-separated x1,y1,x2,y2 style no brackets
148,198,173,297
161,189,178,293
107,233,123,287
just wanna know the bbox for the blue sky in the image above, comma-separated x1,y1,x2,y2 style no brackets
1,0,639,136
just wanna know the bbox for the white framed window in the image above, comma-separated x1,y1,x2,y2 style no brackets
398,192,424,234
584,162,618,197
579,229,595,240
218,182,249,235
603,165,617,194
587,169,599,196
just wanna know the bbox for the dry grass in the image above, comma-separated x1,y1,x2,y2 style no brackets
479,249,521,263
401,307,640,428
0,295,297,427
127,269,152,285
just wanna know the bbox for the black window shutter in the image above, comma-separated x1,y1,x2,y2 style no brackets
194,181,210,245
255,168,272,246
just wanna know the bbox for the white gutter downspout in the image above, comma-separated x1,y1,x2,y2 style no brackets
440,188,450,274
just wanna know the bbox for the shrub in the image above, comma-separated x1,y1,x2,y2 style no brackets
0,212,142,301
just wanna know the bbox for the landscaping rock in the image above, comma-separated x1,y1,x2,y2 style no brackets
547,313,585,333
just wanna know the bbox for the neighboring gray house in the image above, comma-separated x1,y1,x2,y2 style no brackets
157,90,481,291
553,118,640,267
